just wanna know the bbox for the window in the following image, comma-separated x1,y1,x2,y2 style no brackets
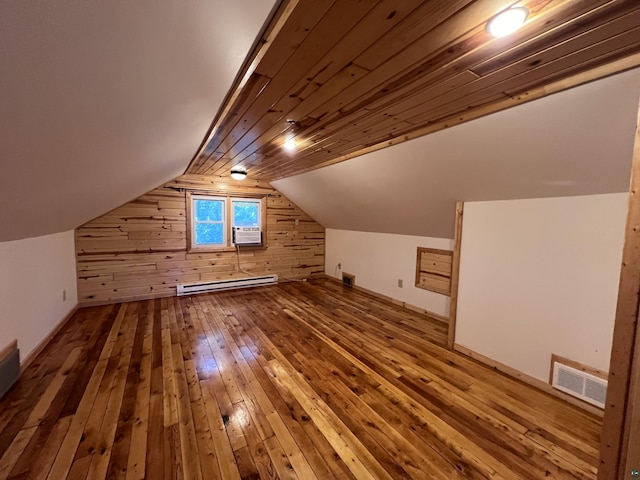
232,198,261,228
193,196,226,247
188,193,265,250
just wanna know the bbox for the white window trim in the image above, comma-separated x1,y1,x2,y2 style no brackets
190,195,227,250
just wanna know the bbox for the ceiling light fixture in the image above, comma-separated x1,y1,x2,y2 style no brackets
284,137,297,152
284,119,298,152
230,167,247,181
487,6,529,38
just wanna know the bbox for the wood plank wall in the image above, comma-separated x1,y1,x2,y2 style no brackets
75,175,325,306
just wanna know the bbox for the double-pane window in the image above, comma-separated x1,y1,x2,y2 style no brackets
189,194,263,250
193,196,226,247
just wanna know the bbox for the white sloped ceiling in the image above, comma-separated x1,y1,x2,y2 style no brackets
0,0,276,242
272,68,640,239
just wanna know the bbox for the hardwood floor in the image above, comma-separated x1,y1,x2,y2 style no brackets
0,278,601,479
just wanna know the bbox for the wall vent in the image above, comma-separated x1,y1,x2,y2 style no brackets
177,275,278,296
342,273,355,288
551,361,607,409
0,341,20,400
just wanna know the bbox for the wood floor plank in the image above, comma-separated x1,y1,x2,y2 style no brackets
0,278,602,479
30,416,73,480
45,304,127,480
235,332,358,480
105,304,147,480
144,393,164,480
203,296,318,480
268,359,385,480
229,325,351,479
183,359,221,480
0,426,37,480
170,342,203,480
83,305,139,480
199,379,242,480
124,304,152,480
264,299,520,478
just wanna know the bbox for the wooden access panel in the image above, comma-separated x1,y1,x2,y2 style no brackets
415,247,453,296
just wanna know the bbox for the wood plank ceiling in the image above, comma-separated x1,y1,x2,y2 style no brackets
187,0,640,182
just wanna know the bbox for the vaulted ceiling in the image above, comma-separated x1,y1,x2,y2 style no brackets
2,0,640,242
0,0,277,242
273,68,640,238
188,0,640,181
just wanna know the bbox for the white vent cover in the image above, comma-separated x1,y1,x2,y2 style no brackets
552,362,607,409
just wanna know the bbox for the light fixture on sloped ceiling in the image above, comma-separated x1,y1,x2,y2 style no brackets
284,136,297,152
487,6,529,37
230,166,247,180
284,119,298,152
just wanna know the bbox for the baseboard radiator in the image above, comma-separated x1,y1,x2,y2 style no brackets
0,340,20,400
176,275,278,296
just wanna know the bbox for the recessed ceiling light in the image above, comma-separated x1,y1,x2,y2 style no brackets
284,138,297,151
230,167,247,180
487,6,529,38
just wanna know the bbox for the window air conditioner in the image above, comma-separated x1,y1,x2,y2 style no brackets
233,226,262,245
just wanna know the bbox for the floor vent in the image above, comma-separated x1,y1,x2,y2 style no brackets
342,273,355,288
176,275,278,296
0,341,20,400
551,361,607,409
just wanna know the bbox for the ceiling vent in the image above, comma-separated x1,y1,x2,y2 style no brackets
551,361,607,409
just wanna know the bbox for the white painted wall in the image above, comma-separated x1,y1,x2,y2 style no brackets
456,193,627,381
325,228,454,317
0,230,78,362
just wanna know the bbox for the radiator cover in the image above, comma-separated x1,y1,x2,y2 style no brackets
0,348,20,400
176,275,278,296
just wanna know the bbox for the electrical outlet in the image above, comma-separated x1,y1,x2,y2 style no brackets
338,263,342,270
62,289,67,301
397,279,403,288
295,218,300,226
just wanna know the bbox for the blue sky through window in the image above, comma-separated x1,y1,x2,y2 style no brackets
233,201,259,227
195,223,223,245
195,199,223,222
193,198,225,246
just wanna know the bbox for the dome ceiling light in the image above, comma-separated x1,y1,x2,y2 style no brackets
230,167,247,180
487,6,529,38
